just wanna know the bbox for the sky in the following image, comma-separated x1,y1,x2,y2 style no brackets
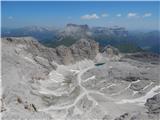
1,1,160,30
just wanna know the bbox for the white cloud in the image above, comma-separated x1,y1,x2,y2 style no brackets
8,16,13,20
127,13,137,17
143,13,152,17
101,13,109,17
81,13,99,20
116,14,122,17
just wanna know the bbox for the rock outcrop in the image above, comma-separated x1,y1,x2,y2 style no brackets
3,37,58,68
145,93,160,114
103,45,119,56
70,39,99,61
55,38,99,64
101,45,120,61
56,45,74,64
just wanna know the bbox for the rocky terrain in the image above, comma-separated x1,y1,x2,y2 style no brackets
1,37,160,120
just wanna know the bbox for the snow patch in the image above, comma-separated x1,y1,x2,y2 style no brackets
84,76,96,82
24,56,35,63
49,70,65,83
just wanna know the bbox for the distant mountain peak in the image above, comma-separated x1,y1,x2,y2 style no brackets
66,23,89,29
22,25,52,32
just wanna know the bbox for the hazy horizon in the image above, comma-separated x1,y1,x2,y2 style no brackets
2,1,160,31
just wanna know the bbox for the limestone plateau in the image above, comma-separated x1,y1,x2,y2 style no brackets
1,37,160,120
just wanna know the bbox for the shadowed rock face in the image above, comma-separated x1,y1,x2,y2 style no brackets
56,45,74,64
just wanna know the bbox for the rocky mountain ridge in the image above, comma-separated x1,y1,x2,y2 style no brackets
2,37,100,65
2,24,129,46
3,24,159,54
91,26,128,37
55,24,128,42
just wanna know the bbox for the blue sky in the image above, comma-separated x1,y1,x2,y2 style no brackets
1,1,160,30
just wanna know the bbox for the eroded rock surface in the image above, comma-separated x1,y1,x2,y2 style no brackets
145,93,160,114
1,37,160,120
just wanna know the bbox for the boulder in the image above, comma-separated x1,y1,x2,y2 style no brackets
145,93,160,114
